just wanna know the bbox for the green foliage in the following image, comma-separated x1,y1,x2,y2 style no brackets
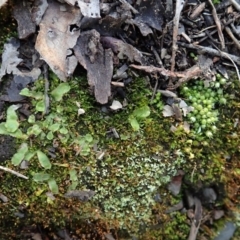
37,150,52,169
51,82,71,101
11,143,28,166
180,75,229,138
0,71,240,239
151,91,164,110
5,105,20,132
128,105,150,131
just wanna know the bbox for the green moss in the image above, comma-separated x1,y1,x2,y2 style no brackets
0,72,240,238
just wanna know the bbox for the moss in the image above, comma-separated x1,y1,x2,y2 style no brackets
0,71,240,239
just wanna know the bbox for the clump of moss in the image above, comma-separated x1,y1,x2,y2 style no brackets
0,71,240,239
180,75,228,138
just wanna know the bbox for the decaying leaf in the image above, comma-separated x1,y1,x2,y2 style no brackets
13,1,36,39
77,0,100,18
0,38,41,82
167,170,185,196
172,104,182,121
32,0,49,25
64,190,95,202
74,29,113,104
135,0,163,32
101,36,142,63
183,121,190,133
35,0,81,81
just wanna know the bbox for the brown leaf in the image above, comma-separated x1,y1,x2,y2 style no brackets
74,30,113,104
35,0,81,80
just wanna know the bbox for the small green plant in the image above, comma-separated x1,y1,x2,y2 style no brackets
128,105,150,131
151,91,164,110
181,74,228,138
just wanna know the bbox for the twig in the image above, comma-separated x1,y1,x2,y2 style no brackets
188,197,202,240
190,2,206,20
151,47,163,67
171,0,186,74
0,166,28,179
213,45,240,82
207,0,225,49
177,42,240,66
225,26,240,51
151,79,159,103
230,0,240,11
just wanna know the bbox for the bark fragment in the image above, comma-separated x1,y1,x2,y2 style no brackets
74,30,113,104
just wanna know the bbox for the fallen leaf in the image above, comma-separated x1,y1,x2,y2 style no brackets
101,36,142,63
74,30,113,104
35,0,81,80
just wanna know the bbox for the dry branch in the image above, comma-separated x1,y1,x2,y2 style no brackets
0,165,28,179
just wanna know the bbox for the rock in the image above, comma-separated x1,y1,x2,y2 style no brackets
0,135,16,162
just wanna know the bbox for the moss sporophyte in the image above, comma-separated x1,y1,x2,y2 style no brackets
0,72,240,238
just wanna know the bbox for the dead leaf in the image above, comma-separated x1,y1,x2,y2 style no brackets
183,121,190,133
13,1,36,39
35,0,81,81
74,29,113,104
77,0,100,18
31,0,49,25
167,170,184,196
0,38,41,82
0,193,8,202
135,0,163,31
101,36,142,63
172,104,182,121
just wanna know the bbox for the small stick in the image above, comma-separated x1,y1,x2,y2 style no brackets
119,0,139,14
171,0,186,74
225,26,240,51
230,0,240,11
207,0,225,49
0,166,28,179
177,42,240,65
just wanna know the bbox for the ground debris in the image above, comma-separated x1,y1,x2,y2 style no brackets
74,29,113,104
64,190,95,202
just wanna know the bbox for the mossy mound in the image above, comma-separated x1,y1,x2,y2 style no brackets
0,72,240,239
